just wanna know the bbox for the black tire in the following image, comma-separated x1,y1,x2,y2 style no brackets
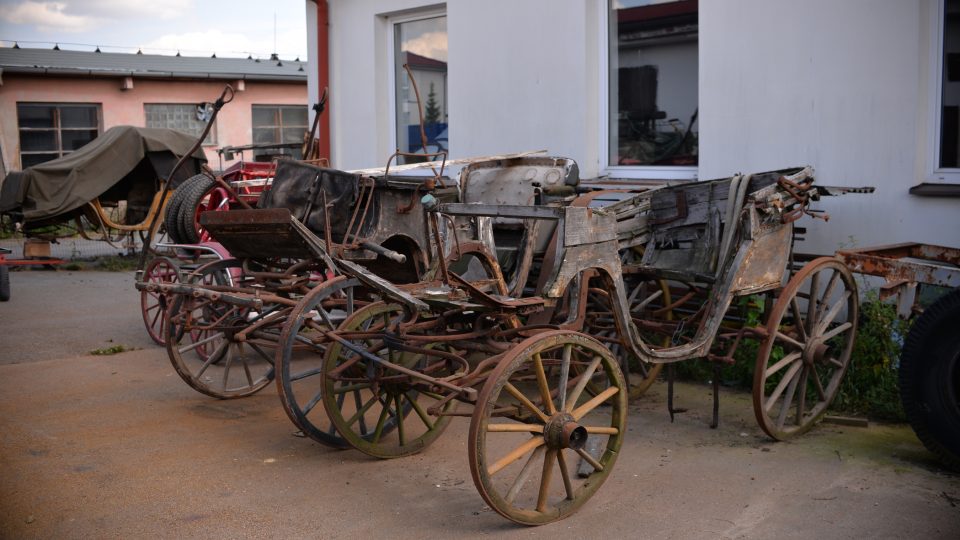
176,175,218,244
900,287,960,471
0,265,10,302
164,174,207,243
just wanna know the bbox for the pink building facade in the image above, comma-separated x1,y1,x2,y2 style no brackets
0,48,307,174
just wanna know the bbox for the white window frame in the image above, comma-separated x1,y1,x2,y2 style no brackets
386,7,447,175
926,0,960,184
599,0,698,181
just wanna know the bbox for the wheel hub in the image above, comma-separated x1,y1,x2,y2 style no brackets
803,338,830,366
543,412,587,450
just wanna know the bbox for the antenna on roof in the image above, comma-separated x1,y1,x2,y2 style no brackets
273,11,277,60
53,43,60,50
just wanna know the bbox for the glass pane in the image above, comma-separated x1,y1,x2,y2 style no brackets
19,130,57,152
281,127,304,144
17,105,55,128
252,107,277,128
940,0,960,168
395,15,448,161
60,106,99,128
21,153,60,168
253,127,278,144
281,106,308,127
61,129,99,151
610,0,698,166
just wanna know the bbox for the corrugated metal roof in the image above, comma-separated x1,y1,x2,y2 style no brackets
0,47,306,82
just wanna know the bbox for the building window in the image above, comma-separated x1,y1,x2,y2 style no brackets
17,103,100,168
393,13,448,163
145,103,216,145
608,0,698,178
252,105,309,160
932,0,960,181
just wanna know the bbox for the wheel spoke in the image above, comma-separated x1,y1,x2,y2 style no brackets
346,395,379,428
505,445,546,504
826,356,844,369
584,426,619,435
764,360,802,412
816,271,841,324
789,297,808,342
488,436,546,476
819,320,853,342
371,398,391,444
806,271,821,335
774,330,804,351
406,391,435,431
537,449,556,512
532,352,556,415
291,366,325,381
221,344,236,390
195,338,227,378
557,450,575,501
764,351,802,378
178,331,225,355
776,365,801,429
503,383,550,424
795,366,809,425
815,292,851,335
331,382,372,394
241,354,254,386
810,367,827,400
487,423,544,433
565,356,602,412
557,344,572,411
571,386,619,421
574,447,603,472
394,394,406,447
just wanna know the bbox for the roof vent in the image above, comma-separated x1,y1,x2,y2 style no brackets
53,43,60,50
13,42,19,49
276,60,283,67
295,56,300,62
211,53,217,58
95,46,101,53
254,58,261,63
176,51,181,57
247,54,253,60
137,48,143,55
270,53,279,61
298,65,304,72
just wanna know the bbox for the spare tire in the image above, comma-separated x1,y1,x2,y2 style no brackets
176,174,229,244
900,287,960,471
164,174,209,243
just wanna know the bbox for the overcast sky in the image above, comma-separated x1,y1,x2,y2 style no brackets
0,0,309,60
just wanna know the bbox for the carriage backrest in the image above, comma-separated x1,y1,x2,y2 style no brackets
257,159,360,239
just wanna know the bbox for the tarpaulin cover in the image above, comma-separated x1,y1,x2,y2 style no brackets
0,125,206,222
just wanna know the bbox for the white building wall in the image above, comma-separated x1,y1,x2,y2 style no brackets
700,0,959,253
315,0,958,253
323,0,602,175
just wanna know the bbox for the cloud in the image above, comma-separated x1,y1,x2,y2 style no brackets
141,28,306,59
1,1,95,32
403,31,447,62
62,0,194,21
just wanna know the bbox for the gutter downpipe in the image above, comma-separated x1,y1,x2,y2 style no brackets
317,0,331,163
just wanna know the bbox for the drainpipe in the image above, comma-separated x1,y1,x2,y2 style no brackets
316,0,331,162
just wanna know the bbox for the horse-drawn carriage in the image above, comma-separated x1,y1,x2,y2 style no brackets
140,153,862,524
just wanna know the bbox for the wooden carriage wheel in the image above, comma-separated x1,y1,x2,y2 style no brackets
468,330,626,525
753,257,858,440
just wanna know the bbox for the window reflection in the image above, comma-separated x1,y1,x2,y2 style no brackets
610,0,698,167
395,15,448,163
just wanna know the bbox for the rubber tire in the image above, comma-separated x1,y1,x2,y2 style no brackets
176,174,218,244
900,287,960,471
163,174,207,243
0,265,10,302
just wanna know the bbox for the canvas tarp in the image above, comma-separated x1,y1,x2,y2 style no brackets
0,125,206,222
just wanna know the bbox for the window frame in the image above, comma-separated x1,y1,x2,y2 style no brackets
599,0,699,181
926,0,960,184
386,7,447,174
250,104,310,159
144,103,218,145
16,102,102,168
